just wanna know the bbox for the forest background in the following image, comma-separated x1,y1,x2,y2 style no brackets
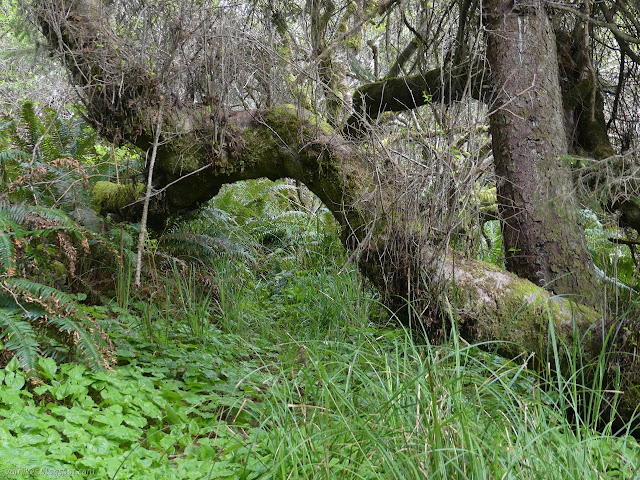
1,0,640,478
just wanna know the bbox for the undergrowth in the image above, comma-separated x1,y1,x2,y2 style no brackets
1,185,639,478
1,290,639,478
0,104,639,479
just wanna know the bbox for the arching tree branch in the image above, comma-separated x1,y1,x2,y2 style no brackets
344,60,486,137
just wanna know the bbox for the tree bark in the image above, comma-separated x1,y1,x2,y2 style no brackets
483,0,601,305
344,61,485,137
556,27,640,236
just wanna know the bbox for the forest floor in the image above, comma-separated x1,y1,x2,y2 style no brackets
1,244,640,479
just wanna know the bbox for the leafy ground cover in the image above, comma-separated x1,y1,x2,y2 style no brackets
1,253,640,479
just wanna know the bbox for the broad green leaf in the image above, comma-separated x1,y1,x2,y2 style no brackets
159,434,176,450
4,370,25,390
94,411,124,427
123,413,147,429
38,357,58,379
85,436,110,455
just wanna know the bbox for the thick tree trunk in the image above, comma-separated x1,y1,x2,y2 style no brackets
484,0,601,304
34,0,640,428
556,28,640,236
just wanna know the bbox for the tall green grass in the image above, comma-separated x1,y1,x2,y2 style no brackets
157,249,639,478
238,321,639,479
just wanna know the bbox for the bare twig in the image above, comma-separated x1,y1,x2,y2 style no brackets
134,103,164,288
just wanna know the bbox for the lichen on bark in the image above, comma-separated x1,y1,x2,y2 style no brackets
484,0,601,305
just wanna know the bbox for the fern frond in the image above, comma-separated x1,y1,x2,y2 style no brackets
0,202,34,225
0,296,46,320
55,117,76,154
20,101,43,150
39,108,66,160
3,277,79,315
0,150,30,164
269,183,298,194
31,205,79,230
1,278,111,371
160,232,254,262
72,125,97,159
213,189,255,220
0,150,29,185
276,210,309,221
0,211,21,235
0,307,39,371
0,119,14,135
0,202,79,231
199,206,233,226
39,136,62,163
482,220,504,266
0,231,16,275
48,316,109,371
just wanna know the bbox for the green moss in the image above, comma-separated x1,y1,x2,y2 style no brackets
266,103,297,118
177,152,206,173
304,112,335,136
286,80,314,111
156,138,209,175
92,181,145,215
450,259,600,360
264,104,335,137
337,2,357,35
346,1,357,15
476,186,497,210
234,127,279,174
50,260,67,278
344,35,362,51
567,79,593,109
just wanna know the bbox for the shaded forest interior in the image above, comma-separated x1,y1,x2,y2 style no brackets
2,0,640,477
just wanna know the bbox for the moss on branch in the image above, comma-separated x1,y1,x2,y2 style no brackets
344,62,484,137
92,181,145,216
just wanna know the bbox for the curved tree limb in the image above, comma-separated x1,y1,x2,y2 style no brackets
344,60,486,137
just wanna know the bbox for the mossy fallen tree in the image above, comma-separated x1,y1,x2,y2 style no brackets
90,103,638,427
35,0,640,429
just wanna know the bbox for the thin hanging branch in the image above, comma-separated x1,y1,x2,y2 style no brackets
134,103,164,288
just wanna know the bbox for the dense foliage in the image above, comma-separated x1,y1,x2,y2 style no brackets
2,0,640,477
0,101,637,478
